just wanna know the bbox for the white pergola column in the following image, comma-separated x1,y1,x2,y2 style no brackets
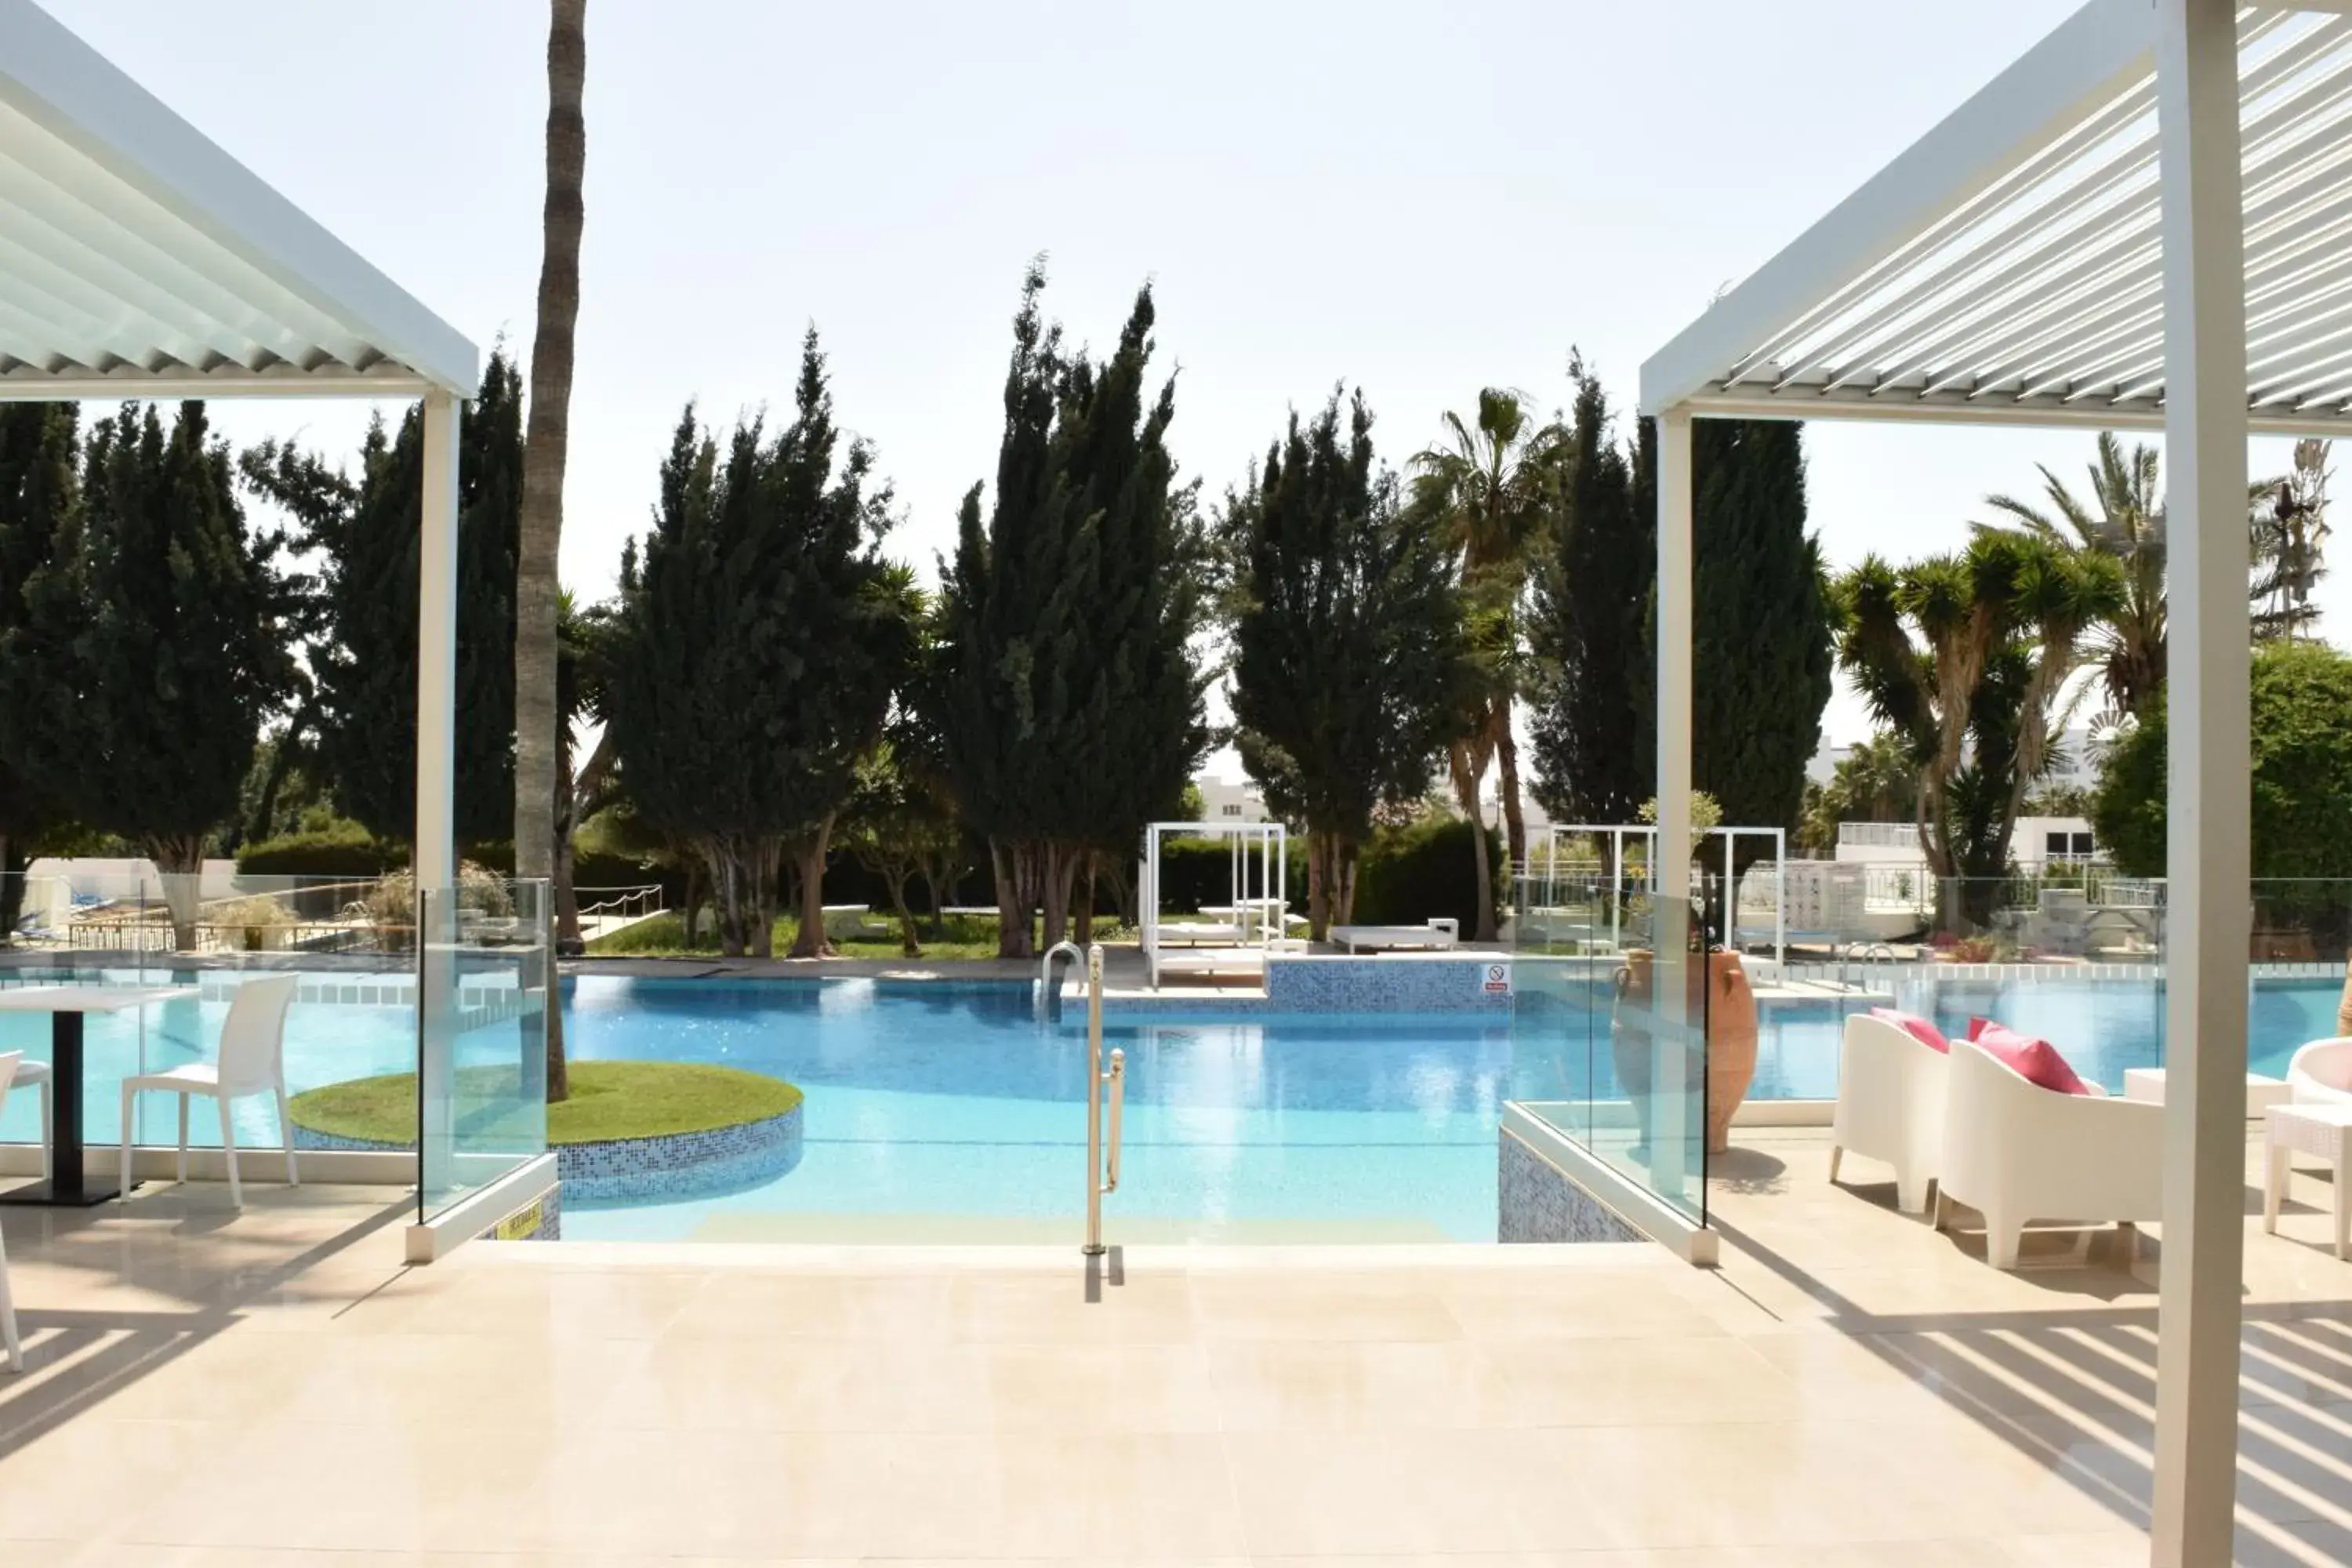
2151,2,2251,1562
415,388,461,1198
415,390,460,892
1651,406,1695,1204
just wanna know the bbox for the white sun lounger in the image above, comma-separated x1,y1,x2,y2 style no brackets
1329,919,1460,953
1156,921,1248,946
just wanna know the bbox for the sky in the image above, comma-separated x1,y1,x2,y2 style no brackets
40,0,2348,750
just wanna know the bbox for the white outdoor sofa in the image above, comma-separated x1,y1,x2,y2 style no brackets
2288,1037,2352,1107
1328,918,1459,954
1934,1037,2165,1271
1827,1013,1949,1215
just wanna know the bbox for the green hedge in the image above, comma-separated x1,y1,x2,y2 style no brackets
234,823,397,877
1352,816,1504,930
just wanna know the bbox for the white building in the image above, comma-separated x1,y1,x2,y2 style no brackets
1192,771,1268,823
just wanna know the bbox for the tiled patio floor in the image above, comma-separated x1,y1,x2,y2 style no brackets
0,1159,2339,1564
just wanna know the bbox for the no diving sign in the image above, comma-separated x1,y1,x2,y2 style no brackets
1482,961,1512,996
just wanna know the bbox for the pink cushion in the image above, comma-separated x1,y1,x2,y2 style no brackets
1966,1018,2093,1096
1868,1007,1948,1053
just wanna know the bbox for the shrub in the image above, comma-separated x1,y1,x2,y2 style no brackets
2094,641,2352,879
1351,815,1504,931
234,820,397,877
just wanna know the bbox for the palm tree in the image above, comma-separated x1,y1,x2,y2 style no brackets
1980,433,2165,724
514,0,586,1102
1984,433,2332,720
2253,438,2332,641
1410,390,1559,937
1837,535,2121,922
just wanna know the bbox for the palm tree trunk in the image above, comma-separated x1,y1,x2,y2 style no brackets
515,0,586,1102
1495,706,1526,877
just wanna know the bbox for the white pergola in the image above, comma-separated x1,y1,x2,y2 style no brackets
0,0,478,889
1642,3,2342,1560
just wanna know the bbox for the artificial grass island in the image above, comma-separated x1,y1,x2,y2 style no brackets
288,1060,803,1148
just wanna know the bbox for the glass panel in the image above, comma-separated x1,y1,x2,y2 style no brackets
0,869,421,1165
417,879,550,1224
1508,855,1706,1226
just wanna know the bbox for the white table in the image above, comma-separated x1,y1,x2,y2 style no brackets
2263,1102,2352,1261
0,986,199,1207
2123,1067,2294,1117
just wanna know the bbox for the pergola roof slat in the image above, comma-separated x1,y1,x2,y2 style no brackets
1642,2,2352,434
0,0,474,401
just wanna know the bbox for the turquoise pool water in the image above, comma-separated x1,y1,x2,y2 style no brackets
0,969,2339,1242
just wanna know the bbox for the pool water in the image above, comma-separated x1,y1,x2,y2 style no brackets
0,970,2341,1243
561,980,1519,1243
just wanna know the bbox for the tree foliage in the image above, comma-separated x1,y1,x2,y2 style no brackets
1835,534,2122,916
2093,641,2352,879
1690,418,1833,858
1221,390,1467,938
1530,361,1651,830
1796,731,1919,856
244,351,525,847
931,263,1209,957
1408,387,1560,906
2,402,296,943
603,332,915,956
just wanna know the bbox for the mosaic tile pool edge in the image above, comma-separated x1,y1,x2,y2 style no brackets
1106,955,1515,1016
292,1102,804,1207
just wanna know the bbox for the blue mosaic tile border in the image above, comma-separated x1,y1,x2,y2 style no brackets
560,1103,802,1207
292,1103,804,1208
1106,955,1515,1016
1497,1130,1644,1244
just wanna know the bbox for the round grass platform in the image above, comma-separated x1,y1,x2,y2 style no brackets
288,1059,803,1148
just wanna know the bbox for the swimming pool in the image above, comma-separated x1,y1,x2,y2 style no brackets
0,968,2340,1242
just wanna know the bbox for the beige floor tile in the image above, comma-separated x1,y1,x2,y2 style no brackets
1188,1271,1464,1341
117,1417,553,1554
1432,1268,1730,1341
663,1268,955,1341
339,1261,699,1339
861,1430,1247,1559
1220,1427,1608,1555
0,1417,218,1544
944,1266,1207,1344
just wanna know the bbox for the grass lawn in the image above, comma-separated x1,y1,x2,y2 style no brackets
588,909,1136,960
288,1060,803,1146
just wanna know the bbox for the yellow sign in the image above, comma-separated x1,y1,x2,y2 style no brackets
492,1197,546,1241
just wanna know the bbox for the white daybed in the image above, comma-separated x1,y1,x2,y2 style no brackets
1328,918,1460,954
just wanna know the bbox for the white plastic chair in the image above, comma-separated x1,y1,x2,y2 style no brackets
2288,1037,2352,1107
0,1050,25,1370
118,975,301,1209
1828,1012,1949,1214
1936,1037,2165,1270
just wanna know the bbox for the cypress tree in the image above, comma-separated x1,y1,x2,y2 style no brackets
17,402,296,945
604,331,915,956
1223,390,1465,938
933,263,1208,956
244,350,525,848
1530,360,1653,829
0,404,79,929
1690,418,1834,862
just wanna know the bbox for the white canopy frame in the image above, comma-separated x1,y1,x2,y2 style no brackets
1524,824,1787,963
1642,4,2288,1558
0,0,481,890
1138,820,1289,990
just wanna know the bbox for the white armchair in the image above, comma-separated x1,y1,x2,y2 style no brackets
1828,1013,1948,1214
2288,1037,2352,1107
1936,1038,2165,1269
